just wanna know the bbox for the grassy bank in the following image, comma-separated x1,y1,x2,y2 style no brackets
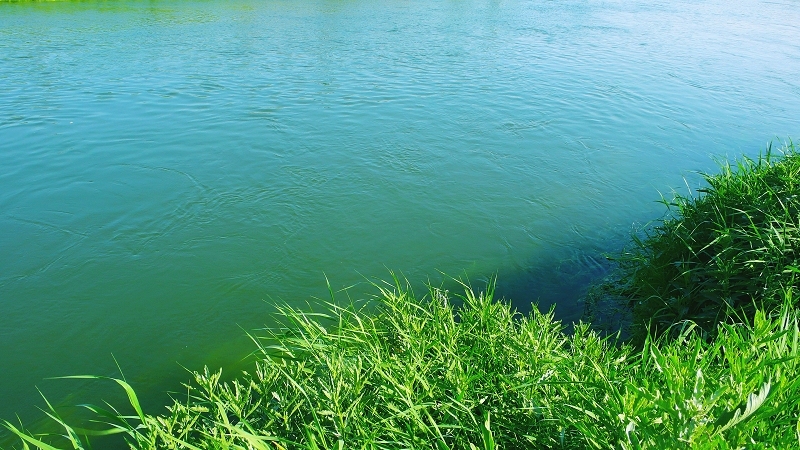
7,280,800,449
612,142,800,341
6,144,800,449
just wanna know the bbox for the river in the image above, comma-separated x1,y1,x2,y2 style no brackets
1,0,798,436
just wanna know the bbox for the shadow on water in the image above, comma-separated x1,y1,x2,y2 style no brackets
495,250,615,325
382,240,627,334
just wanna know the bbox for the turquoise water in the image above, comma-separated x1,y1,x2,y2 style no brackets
1,0,799,434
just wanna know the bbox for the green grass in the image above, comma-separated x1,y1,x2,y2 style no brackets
6,277,800,449
6,144,800,449
611,142,800,340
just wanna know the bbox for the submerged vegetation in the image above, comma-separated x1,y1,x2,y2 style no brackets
5,144,800,449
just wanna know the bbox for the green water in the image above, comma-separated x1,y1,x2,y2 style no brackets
1,0,798,434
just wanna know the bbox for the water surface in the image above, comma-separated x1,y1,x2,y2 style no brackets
1,0,799,434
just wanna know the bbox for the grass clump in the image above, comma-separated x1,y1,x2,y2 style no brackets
135,278,594,449
7,279,800,449
614,142,800,339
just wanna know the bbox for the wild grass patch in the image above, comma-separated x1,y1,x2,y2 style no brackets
613,142,800,340
7,278,800,449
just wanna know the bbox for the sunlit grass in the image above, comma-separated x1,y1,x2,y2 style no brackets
7,277,800,449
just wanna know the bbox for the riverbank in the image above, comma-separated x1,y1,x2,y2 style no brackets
613,142,800,343
8,282,799,449
6,145,800,448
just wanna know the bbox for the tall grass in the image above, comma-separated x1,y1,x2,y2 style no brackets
7,278,800,449
614,142,800,339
